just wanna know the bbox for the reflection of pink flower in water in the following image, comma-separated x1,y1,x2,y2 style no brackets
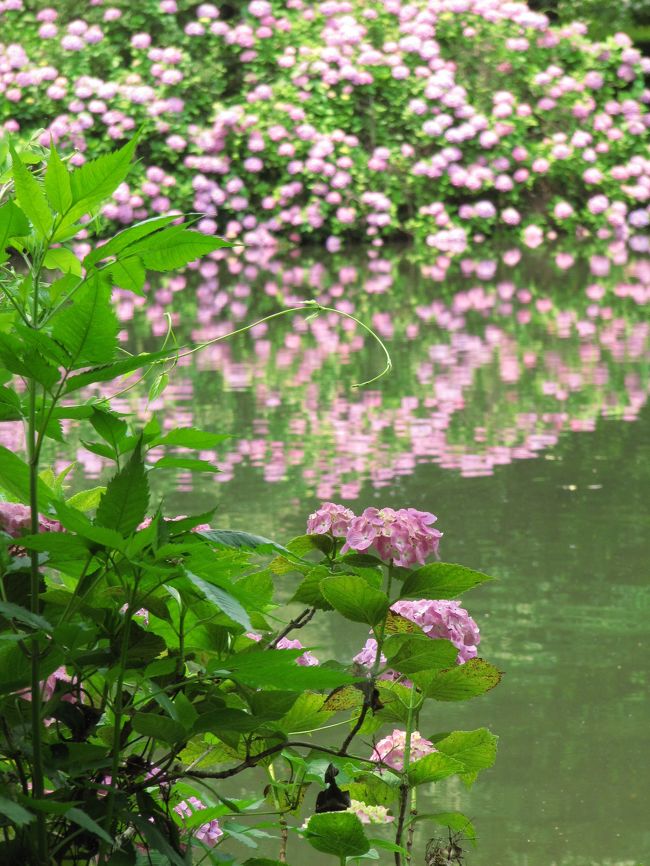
371,729,436,772
391,599,480,663
174,797,223,847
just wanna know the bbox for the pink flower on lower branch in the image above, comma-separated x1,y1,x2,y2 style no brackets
174,797,223,847
371,729,436,772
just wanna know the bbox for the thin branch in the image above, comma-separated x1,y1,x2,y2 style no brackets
268,607,316,649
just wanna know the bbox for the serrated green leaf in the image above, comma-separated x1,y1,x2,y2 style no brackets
414,658,502,701
150,428,230,449
434,728,498,773
292,565,333,610
66,136,139,224
152,456,220,473
278,692,331,734
0,445,55,506
185,571,252,631
0,602,52,632
305,812,370,858
400,563,494,600
95,443,149,536
43,247,82,276
407,752,465,786
222,650,357,691
197,528,290,556
0,200,29,261
132,712,186,745
383,635,458,674
66,487,105,512
84,214,180,268
110,257,146,294
11,146,52,238
44,143,72,213
63,348,175,395
130,227,231,271
52,273,118,368
320,575,389,625
89,408,128,454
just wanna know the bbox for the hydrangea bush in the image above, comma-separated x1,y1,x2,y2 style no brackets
0,0,649,251
0,141,500,864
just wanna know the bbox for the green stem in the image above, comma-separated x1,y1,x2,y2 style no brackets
394,686,418,866
27,253,48,865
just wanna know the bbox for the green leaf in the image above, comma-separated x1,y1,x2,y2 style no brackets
347,773,399,807
110,257,146,294
197,528,290,557
320,575,389,625
0,796,35,827
66,487,105,512
433,729,498,773
95,443,149,536
222,650,357,690
66,136,139,223
66,807,113,844
89,408,128,454
305,812,370,858
0,602,52,632
415,811,476,843
44,143,72,213
132,712,186,746
152,456,220,473
414,658,502,701
0,200,29,260
150,427,230,449
185,571,252,631
291,565,333,610
278,692,331,734
383,635,458,674
244,860,294,866
11,146,53,238
0,445,55,506
52,273,118,368
407,752,465,786
84,214,180,268
129,227,231,271
400,563,494,600
43,247,82,276
53,501,126,551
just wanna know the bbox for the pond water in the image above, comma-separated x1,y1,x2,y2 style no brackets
66,239,650,864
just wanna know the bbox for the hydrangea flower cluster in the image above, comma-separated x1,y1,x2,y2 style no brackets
0,1,648,248
349,799,394,824
371,729,436,772
173,797,224,847
391,599,481,663
0,502,62,538
308,502,442,567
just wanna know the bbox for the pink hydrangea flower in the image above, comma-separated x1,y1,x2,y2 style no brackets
349,800,394,824
276,637,319,666
174,797,223,847
391,599,480,663
371,729,436,772
342,507,442,567
0,503,62,539
307,502,355,537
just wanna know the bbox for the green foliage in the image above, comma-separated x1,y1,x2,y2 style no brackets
0,139,499,866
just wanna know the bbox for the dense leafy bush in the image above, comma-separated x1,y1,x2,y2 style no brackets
0,141,500,865
1,0,649,250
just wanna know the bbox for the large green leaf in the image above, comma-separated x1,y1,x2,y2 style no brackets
0,445,55,506
185,571,252,631
110,257,146,294
89,408,128,455
63,348,175,394
0,602,52,633
0,200,29,261
0,797,34,827
400,563,494,600
44,144,72,214
66,807,113,845
132,712,186,745
152,456,220,473
197,528,290,557
414,658,502,701
11,146,52,238
291,565,333,610
52,273,118,368
150,427,230,449
95,443,149,536
221,650,357,690
66,136,139,223
433,728,498,773
305,812,370,858
383,635,458,674
84,214,180,267
42,247,82,276
129,227,231,270
320,574,389,625
407,752,465,786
